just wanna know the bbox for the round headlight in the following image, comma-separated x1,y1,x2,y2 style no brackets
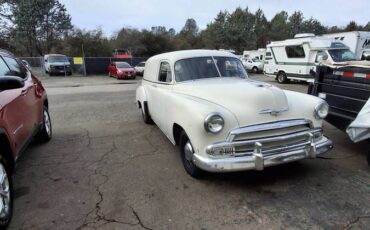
314,101,329,119
204,113,224,133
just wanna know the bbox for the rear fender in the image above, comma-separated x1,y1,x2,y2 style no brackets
136,85,147,108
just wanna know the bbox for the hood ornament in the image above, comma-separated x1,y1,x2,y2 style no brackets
259,107,288,116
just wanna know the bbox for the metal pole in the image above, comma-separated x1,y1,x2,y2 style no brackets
82,43,87,76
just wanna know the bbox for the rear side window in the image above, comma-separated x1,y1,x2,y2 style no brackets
285,45,305,58
0,58,12,76
3,56,27,78
158,62,172,83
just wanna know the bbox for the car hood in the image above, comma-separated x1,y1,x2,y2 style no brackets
173,77,289,126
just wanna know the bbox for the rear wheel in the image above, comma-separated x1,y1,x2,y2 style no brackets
277,72,287,84
367,141,370,167
179,131,203,178
36,106,52,142
0,156,13,229
141,103,153,124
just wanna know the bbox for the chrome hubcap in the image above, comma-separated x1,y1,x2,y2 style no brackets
278,75,284,82
44,110,51,136
0,164,10,218
184,141,194,162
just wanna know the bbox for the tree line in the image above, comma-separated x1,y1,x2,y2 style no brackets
1,0,369,57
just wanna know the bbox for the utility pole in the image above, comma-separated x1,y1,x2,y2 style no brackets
82,43,87,76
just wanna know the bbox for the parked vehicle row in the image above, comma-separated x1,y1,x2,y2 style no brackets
136,50,333,178
242,31,370,84
264,33,356,83
0,49,52,229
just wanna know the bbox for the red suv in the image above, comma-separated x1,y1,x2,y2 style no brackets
108,62,136,79
0,49,52,229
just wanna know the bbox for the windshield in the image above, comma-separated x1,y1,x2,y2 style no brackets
328,49,357,62
116,62,131,68
175,56,248,82
49,56,68,63
252,58,261,62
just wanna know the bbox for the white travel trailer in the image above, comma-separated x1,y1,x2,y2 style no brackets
242,48,266,61
263,34,356,83
322,31,370,60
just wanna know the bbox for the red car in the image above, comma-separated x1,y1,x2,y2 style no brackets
0,49,52,229
108,62,136,79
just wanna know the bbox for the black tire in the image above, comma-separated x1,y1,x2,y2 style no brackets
67,72,72,76
141,103,153,124
367,141,370,167
36,106,52,143
0,156,13,229
252,67,258,73
49,73,53,77
277,72,287,84
179,131,203,178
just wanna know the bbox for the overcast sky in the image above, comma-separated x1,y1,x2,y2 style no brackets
59,0,369,37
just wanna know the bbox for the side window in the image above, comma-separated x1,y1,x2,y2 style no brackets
265,52,272,60
0,58,12,76
285,45,305,58
315,51,328,63
3,56,27,78
158,62,172,83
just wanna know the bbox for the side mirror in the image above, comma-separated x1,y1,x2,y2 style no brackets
22,60,32,71
317,54,328,63
0,76,25,91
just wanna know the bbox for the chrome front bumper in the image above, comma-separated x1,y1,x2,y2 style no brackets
192,120,333,172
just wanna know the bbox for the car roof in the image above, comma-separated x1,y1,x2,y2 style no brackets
0,49,15,58
148,49,237,63
143,49,239,82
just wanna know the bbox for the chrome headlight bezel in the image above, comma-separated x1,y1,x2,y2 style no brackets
314,101,329,119
204,112,224,134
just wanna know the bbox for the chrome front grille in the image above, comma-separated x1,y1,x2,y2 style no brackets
207,119,322,158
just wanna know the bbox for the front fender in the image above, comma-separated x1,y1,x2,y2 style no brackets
168,93,239,157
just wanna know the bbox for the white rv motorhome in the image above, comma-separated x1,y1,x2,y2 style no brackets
322,31,370,60
263,34,356,83
242,48,266,61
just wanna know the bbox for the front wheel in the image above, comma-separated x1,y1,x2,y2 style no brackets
277,72,287,84
179,131,203,178
36,106,52,142
252,67,258,73
0,157,13,229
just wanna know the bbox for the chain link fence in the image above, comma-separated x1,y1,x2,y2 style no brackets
20,56,148,77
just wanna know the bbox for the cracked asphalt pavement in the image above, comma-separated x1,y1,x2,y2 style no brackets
9,74,370,229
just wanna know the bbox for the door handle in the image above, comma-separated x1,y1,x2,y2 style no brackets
21,89,29,96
